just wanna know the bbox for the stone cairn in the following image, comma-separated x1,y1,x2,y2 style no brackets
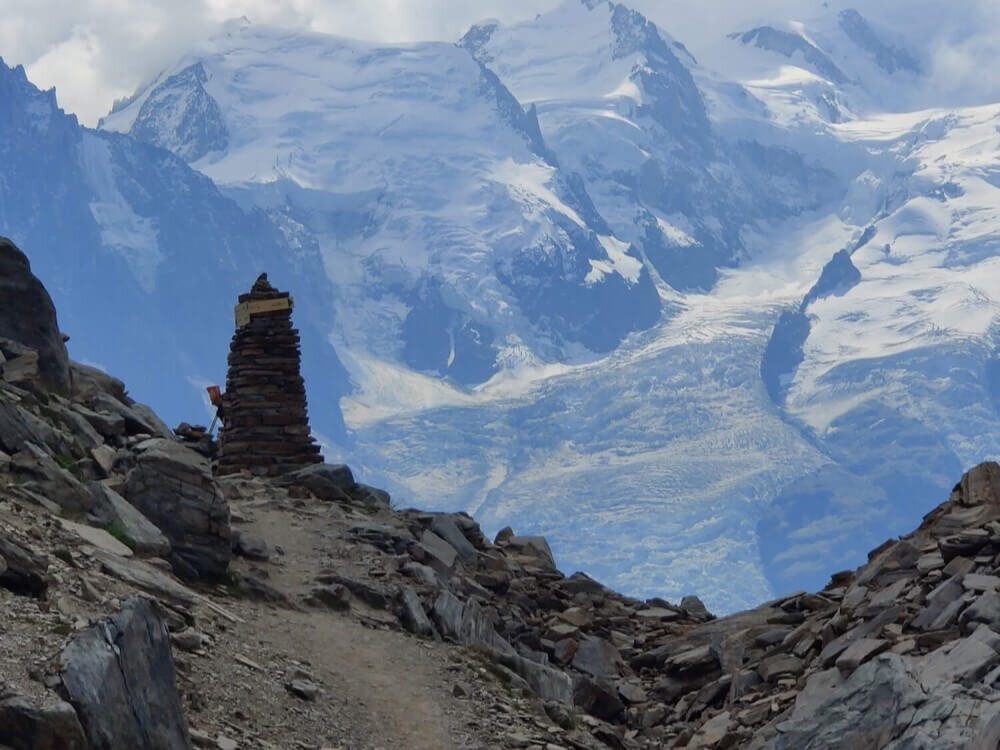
217,274,323,476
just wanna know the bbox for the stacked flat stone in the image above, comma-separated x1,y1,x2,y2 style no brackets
217,274,323,476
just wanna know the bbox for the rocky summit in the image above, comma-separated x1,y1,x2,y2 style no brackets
4,232,1000,748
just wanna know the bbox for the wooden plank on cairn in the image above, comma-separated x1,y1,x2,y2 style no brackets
217,273,324,476
234,296,293,327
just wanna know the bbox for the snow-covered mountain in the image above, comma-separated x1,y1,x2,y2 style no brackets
101,20,662,391
3,0,999,613
459,1,840,291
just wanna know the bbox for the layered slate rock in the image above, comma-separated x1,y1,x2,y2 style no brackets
60,597,193,750
9,441,94,512
218,274,323,476
0,237,70,390
124,438,231,578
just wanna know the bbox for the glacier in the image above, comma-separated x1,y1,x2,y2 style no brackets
1,0,998,613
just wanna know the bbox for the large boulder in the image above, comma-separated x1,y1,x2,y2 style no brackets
274,462,355,501
69,361,128,403
60,597,193,750
0,528,50,594
503,535,558,572
90,392,173,439
123,438,231,578
0,695,89,750
0,238,69,390
955,461,1000,508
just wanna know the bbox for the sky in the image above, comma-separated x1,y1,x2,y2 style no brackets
1,0,997,125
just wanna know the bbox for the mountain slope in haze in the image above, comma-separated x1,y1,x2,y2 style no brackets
101,21,663,391
0,56,352,441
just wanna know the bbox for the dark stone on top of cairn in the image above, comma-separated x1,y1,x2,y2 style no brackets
217,274,324,476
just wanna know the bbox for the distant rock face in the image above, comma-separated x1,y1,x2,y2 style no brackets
837,9,922,75
761,245,862,406
0,237,69,390
462,2,841,296
105,27,663,391
61,597,193,750
732,26,847,83
130,62,229,162
124,438,231,578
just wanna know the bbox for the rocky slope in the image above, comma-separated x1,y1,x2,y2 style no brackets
7,236,1000,748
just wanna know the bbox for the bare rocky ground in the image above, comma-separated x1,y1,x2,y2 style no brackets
0,460,575,750
179,485,573,750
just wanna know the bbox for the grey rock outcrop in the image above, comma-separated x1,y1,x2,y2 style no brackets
90,392,172,439
68,361,128,403
123,438,231,578
367,461,1000,747
0,238,69,390
0,337,40,384
399,584,436,637
430,514,478,563
10,441,94,512
95,552,196,605
955,460,1000,507
503,535,557,572
751,652,1000,749
60,597,193,750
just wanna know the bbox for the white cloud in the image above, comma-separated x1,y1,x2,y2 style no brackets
0,0,996,126
1,0,560,124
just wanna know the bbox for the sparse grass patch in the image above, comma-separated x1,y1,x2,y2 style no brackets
104,521,137,551
54,452,81,477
